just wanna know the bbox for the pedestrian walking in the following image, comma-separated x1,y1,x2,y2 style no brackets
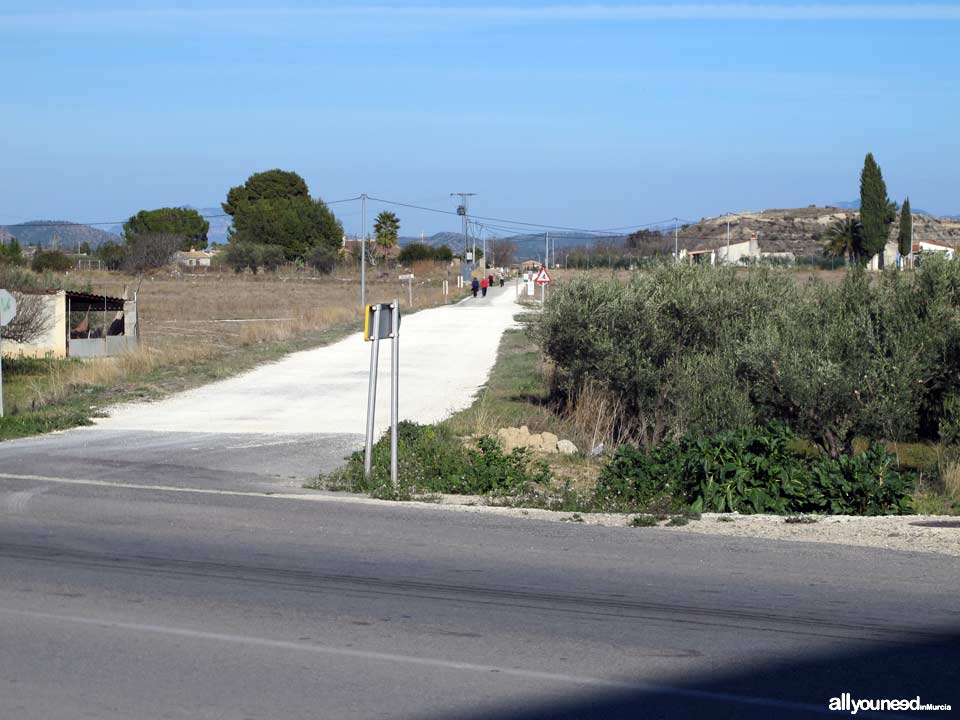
488,273,494,289
498,272,505,288
481,277,488,297
471,277,480,298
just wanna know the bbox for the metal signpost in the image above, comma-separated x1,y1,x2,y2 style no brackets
363,300,401,494
0,289,18,418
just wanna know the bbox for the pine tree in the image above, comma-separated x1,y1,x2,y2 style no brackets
859,153,894,269
898,197,912,263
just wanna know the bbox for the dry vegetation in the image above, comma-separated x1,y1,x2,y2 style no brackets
1,263,466,437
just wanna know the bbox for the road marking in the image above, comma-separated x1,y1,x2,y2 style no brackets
0,605,873,717
0,472,360,503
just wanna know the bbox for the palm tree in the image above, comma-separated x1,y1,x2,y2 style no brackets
373,211,400,249
823,217,864,265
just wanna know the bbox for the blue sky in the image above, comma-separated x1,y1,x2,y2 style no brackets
1,1,958,237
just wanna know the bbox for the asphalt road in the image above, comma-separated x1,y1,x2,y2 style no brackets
0,470,958,719
1,287,958,718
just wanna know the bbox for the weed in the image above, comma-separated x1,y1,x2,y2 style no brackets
563,513,584,523
666,516,689,527
784,515,819,524
323,422,552,498
629,515,658,527
717,516,735,523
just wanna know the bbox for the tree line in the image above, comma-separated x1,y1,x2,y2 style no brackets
86,169,462,275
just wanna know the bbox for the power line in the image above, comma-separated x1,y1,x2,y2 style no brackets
366,195,684,237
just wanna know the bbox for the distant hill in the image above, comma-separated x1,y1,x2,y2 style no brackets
0,220,120,251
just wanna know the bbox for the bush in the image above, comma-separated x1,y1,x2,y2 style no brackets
538,262,960,457
0,238,25,266
223,242,262,274
398,243,453,264
325,421,551,498
307,245,337,274
259,244,285,273
31,250,74,273
596,427,913,516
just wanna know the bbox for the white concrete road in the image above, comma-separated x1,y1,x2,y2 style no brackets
0,286,520,486
100,284,520,436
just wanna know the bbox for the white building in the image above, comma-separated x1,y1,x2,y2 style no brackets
2,290,138,359
175,248,213,268
912,239,956,262
687,237,760,266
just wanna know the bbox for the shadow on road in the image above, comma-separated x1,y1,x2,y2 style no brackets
423,629,959,719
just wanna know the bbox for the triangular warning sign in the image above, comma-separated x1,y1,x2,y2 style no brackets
534,267,552,285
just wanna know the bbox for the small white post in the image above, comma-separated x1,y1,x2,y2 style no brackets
390,300,400,495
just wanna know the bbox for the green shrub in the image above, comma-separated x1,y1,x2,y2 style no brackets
596,427,913,516
325,421,551,499
398,243,453,264
538,262,960,457
307,246,337,274
806,444,913,515
31,250,74,273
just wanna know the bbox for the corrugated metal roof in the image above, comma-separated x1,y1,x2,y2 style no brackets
66,291,127,312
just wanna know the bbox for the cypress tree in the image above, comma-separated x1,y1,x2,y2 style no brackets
898,197,912,262
859,153,893,269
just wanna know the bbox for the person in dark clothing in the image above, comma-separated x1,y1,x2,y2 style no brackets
498,273,505,287
488,274,494,289
471,277,480,298
481,277,488,297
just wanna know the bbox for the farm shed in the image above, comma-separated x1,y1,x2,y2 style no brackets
1,290,138,359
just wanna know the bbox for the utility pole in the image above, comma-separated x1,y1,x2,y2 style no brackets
480,224,486,274
361,193,367,311
726,216,731,265
544,232,549,302
674,218,679,262
451,192,475,279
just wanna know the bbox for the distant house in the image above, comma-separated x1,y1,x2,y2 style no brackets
912,239,956,264
175,248,213,269
688,237,760,266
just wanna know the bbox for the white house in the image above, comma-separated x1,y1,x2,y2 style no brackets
688,237,760,266
175,248,213,268
912,239,956,262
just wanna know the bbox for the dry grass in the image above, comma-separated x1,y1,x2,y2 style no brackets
940,460,960,501
563,380,626,453
6,263,466,417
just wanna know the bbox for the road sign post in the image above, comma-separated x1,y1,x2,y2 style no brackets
534,267,552,303
0,289,18,418
399,274,415,307
363,300,401,495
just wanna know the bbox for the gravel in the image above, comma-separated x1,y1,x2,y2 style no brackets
407,495,960,557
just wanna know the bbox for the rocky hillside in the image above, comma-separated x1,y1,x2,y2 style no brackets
681,206,960,257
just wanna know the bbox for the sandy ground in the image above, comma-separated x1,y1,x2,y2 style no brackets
96,286,520,436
